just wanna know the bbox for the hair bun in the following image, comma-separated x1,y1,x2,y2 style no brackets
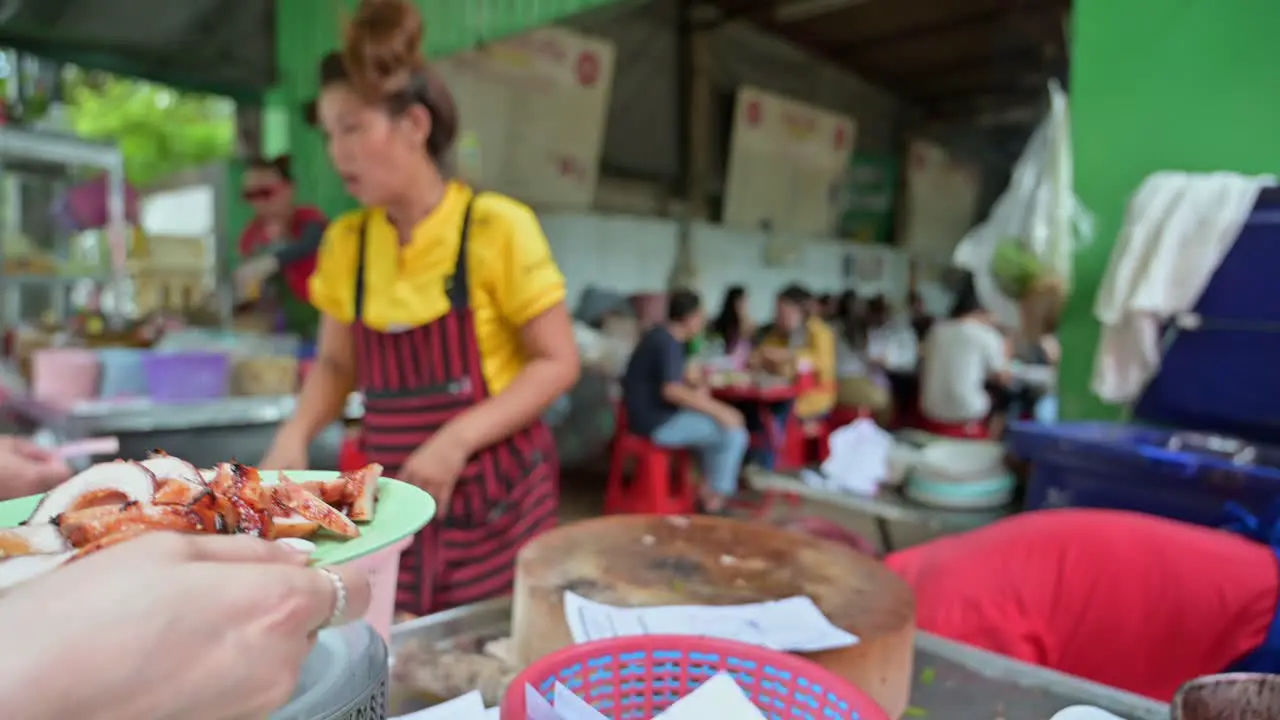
343,0,425,100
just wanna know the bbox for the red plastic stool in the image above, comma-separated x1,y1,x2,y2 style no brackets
915,412,991,439
604,408,697,515
775,414,809,472
604,433,697,515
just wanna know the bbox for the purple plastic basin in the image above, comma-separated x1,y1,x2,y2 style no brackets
143,351,230,402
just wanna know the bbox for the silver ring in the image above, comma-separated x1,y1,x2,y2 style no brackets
317,567,347,628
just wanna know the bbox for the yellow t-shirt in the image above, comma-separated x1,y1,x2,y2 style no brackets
309,181,566,394
759,316,837,419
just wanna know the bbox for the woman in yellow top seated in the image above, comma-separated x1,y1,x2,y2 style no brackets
750,285,836,466
260,0,580,616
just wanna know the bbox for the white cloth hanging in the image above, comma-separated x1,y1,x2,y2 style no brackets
1091,171,1275,403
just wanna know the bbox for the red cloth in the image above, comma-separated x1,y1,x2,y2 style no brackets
885,509,1278,701
238,205,326,302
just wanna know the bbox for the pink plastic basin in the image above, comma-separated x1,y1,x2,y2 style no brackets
339,536,412,642
31,349,100,406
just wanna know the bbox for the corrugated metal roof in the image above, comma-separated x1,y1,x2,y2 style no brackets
276,0,629,214
0,0,274,99
0,0,627,100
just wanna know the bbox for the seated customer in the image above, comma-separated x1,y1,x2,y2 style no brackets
756,285,837,420
709,285,754,369
834,316,892,424
865,295,919,373
907,290,934,342
622,289,749,513
918,282,1011,435
746,286,836,467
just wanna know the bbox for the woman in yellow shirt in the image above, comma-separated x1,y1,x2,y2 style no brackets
756,285,837,418
260,0,580,616
753,285,837,466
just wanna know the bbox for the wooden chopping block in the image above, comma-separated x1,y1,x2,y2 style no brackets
512,515,915,718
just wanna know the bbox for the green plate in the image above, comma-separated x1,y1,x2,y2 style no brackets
0,470,435,567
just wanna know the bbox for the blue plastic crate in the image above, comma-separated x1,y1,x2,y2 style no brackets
1008,421,1280,527
1136,186,1280,443
1013,187,1280,525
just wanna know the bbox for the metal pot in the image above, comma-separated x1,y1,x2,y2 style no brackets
1171,673,1280,720
272,621,388,720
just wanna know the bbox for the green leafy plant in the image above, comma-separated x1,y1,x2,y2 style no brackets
64,69,235,187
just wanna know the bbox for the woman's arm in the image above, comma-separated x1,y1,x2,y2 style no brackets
987,330,1014,386
437,197,579,453
278,316,356,445
446,304,580,452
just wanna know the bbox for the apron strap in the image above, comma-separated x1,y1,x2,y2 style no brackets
449,194,478,308
354,212,370,321
353,195,478,320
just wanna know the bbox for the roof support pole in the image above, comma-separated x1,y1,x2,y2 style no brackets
669,0,711,291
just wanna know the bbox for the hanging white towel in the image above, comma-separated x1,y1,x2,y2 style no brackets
1091,171,1275,403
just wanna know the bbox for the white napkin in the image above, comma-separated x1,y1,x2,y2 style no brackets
803,418,893,496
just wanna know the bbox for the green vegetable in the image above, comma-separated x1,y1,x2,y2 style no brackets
990,239,1046,300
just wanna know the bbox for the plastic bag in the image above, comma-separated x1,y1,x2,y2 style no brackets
952,80,1094,330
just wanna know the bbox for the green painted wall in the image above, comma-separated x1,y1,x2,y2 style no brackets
227,0,623,265
1058,0,1280,420
266,0,624,224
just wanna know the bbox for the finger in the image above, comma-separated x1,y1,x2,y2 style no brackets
11,439,55,462
140,533,311,565
189,534,313,565
284,563,373,633
435,486,454,516
37,460,71,481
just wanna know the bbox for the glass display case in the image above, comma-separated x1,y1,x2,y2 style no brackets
0,125,128,326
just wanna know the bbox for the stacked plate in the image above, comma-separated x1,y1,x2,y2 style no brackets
903,440,1015,510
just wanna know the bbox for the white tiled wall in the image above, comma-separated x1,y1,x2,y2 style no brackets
541,211,911,319
139,183,938,319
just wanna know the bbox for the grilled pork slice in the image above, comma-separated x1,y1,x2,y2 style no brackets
25,461,156,525
298,479,350,509
153,479,209,506
55,504,204,548
272,513,321,538
344,464,382,522
70,526,157,561
273,474,359,538
207,463,271,510
139,451,206,487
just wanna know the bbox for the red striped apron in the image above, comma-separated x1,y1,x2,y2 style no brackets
352,197,560,616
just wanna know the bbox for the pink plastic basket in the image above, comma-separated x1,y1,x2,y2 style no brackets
501,635,890,720
143,352,230,402
338,536,411,642
31,349,100,406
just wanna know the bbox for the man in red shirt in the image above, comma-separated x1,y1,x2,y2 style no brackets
236,156,328,341
885,509,1280,701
